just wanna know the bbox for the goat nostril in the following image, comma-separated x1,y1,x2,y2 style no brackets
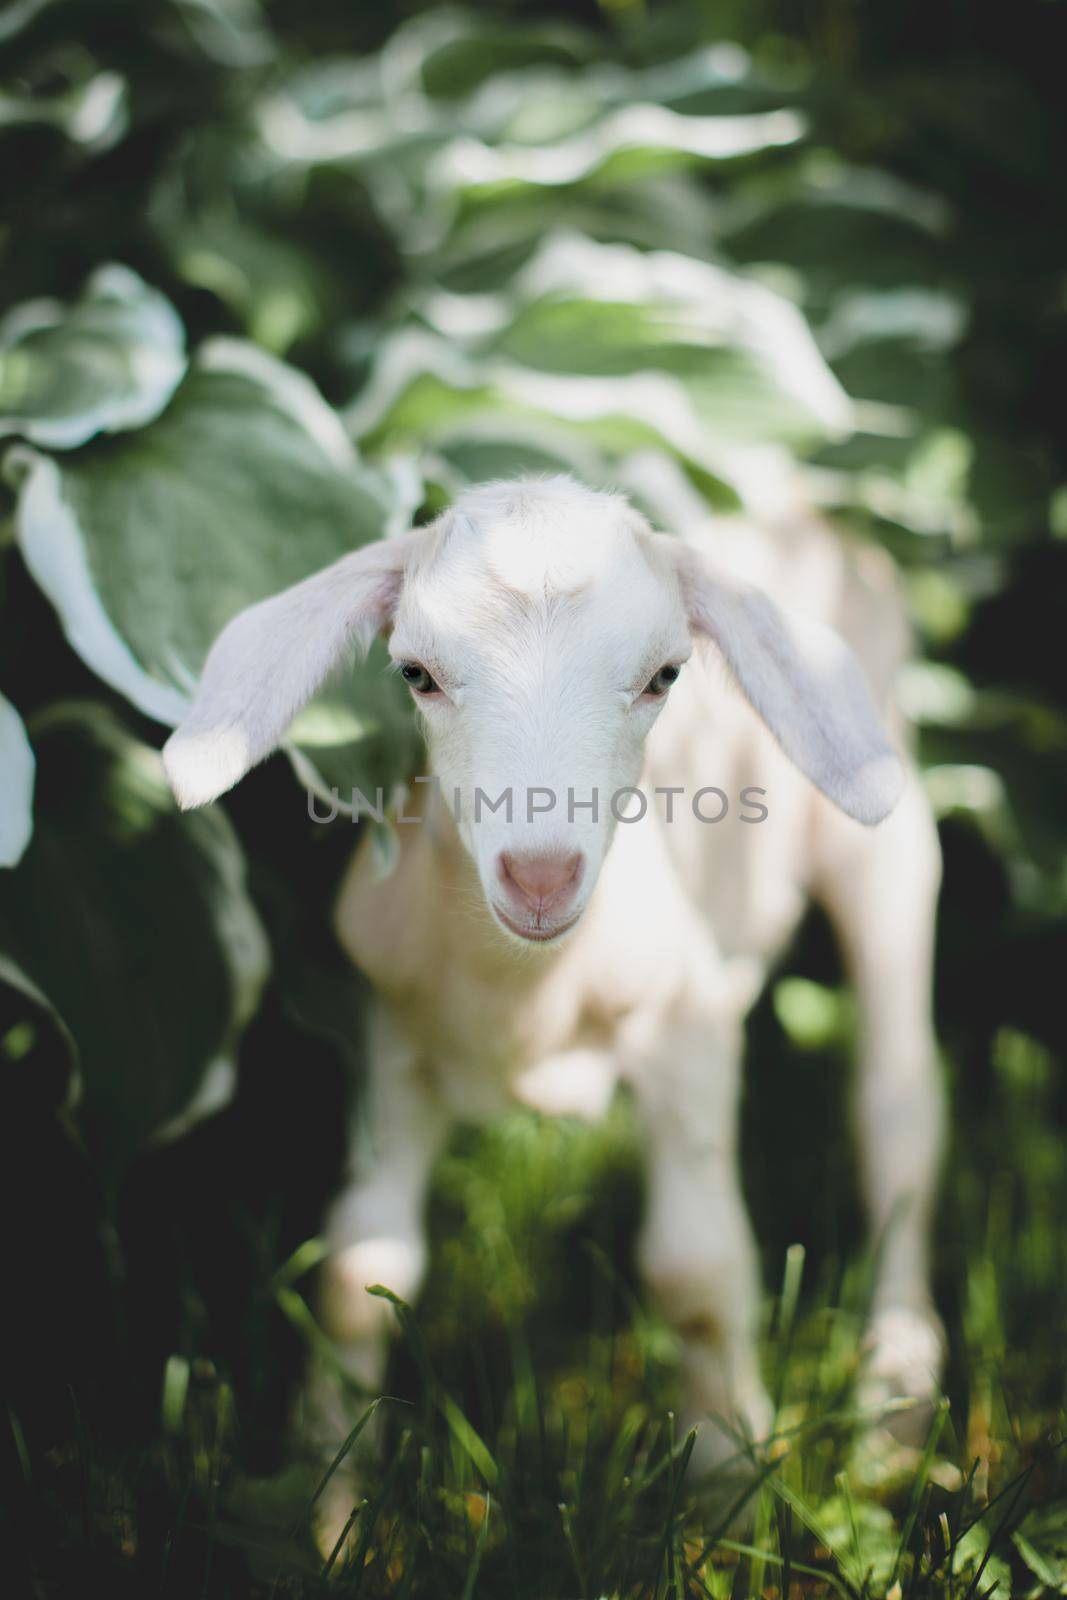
499,851,584,909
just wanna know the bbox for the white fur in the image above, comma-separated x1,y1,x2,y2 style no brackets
667,537,903,826
166,477,943,1468
163,532,419,808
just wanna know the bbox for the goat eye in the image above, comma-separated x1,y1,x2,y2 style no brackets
400,662,440,696
644,664,681,698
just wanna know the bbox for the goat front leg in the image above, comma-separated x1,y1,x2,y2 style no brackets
814,769,945,1439
297,1006,445,1539
630,1009,771,1480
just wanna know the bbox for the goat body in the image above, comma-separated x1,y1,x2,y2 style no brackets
164,477,944,1491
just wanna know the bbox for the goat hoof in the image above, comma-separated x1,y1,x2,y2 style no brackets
857,1305,946,1447
684,1431,767,1535
679,1383,774,1530
312,1466,369,1567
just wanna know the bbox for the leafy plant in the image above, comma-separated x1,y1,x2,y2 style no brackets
1,2,1065,1595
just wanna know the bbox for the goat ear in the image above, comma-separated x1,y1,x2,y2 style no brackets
163,532,420,809
667,540,904,826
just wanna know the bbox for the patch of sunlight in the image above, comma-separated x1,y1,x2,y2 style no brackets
922,763,1006,820
773,976,845,1051
905,569,971,644
250,287,311,353
896,660,976,724
903,427,973,513
1049,484,1067,539
2,1021,35,1062
288,702,377,746
992,1026,1055,1096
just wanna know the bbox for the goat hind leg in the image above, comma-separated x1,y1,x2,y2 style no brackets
814,770,946,1439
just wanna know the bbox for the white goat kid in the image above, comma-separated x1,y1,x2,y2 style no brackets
164,476,944,1485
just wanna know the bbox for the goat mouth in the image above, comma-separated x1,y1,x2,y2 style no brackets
492,905,581,944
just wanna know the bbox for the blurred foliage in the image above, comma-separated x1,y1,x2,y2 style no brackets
0,1,1065,1596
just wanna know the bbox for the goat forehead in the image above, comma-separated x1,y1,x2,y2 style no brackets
462,494,637,596
401,535,678,672
392,478,687,677
415,481,667,605
410,480,629,588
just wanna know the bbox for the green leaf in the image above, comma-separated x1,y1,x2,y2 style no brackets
0,693,34,868
254,21,801,260
0,952,78,1098
0,265,185,450
0,68,127,151
7,338,422,797
350,234,848,508
158,211,333,353
0,704,270,1174
0,0,59,44
1013,1501,1067,1592
432,101,804,198
170,0,275,68
497,235,850,438
416,13,593,100
952,1517,1014,1599
723,163,949,294
286,641,422,810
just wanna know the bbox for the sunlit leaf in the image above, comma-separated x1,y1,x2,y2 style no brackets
1014,1501,1067,1592
349,232,849,509
7,339,422,796
0,692,34,868
817,288,966,362
487,233,849,441
349,328,739,508
431,102,805,195
954,1519,1014,1599
0,266,184,451
0,69,127,151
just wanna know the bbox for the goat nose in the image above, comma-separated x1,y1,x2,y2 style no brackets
499,850,584,911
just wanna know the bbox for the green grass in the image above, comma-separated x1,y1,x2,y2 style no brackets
8,1009,1067,1599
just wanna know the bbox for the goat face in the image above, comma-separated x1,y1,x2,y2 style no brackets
388,481,692,942
163,475,904,947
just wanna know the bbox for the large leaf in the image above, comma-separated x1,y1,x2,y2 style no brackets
0,952,79,1109
428,101,803,199
0,265,185,450
7,338,422,797
0,692,34,868
257,12,799,180
0,705,269,1174
349,328,740,509
349,233,850,509
413,10,594,100
485,233,851,442
253,13,804,266
721,162,950,297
